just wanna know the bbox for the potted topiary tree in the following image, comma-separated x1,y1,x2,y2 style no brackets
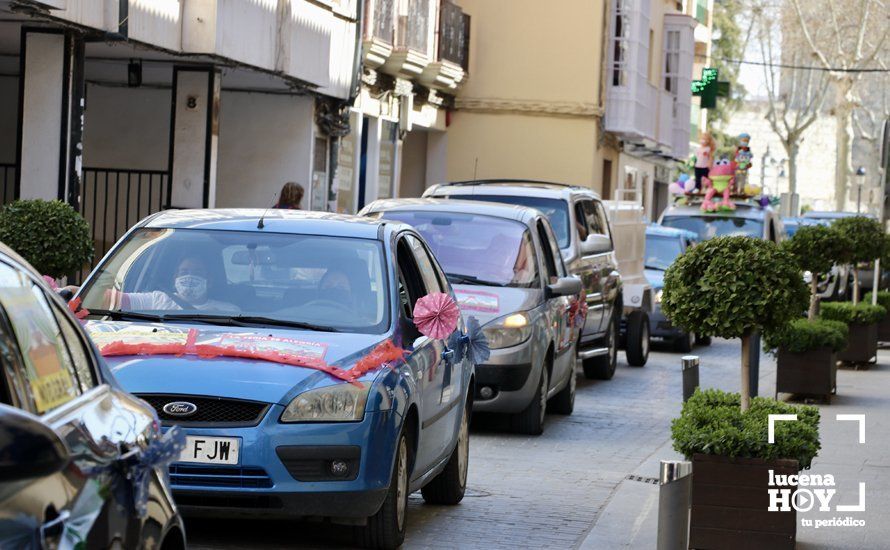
833,216,884,304
764,318,847,402
782,224,851,320
662,235,808,411
865,289,890,342
0,200,93,280
673,389,820,550
820,301,886,365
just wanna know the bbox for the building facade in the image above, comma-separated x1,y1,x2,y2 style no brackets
0,0,362,272
339,0,470,213
440,0,704,221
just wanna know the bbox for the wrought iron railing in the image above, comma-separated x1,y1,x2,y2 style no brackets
0,163,15,206
438,1,470,70
80,167,169,273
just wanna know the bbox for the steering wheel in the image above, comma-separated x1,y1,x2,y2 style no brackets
302,299,354,314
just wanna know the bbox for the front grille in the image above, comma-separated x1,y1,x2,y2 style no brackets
169,464,273,489
137,394,269,427
173,493,283,510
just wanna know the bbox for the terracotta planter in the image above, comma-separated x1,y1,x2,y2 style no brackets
837,322,877,364
690,454,798,550
878,316,890,343
776,347,837,402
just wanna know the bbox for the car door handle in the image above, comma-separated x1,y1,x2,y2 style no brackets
442,348,455,363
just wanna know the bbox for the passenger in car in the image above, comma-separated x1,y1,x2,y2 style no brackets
106,257,239,313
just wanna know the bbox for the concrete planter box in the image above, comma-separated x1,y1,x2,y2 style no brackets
776,347,837,402
838,322,877,364
690,454,798,550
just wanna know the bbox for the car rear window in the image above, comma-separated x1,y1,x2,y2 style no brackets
380,210,540,288
446,195,570,248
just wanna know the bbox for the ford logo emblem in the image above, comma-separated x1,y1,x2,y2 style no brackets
162,401,198,417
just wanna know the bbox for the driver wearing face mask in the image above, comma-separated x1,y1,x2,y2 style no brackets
108,257,238,312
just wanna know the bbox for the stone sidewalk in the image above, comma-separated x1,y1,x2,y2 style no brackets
579,348,890,550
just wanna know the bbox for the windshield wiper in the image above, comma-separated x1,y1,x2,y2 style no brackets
445,272,507,287
86,309,166,322
162,314,339,332
644,264,668,271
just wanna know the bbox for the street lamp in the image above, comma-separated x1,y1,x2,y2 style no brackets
856,166,866,213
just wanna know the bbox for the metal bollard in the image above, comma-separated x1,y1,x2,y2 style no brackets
657,460,693,550
681,355,699,402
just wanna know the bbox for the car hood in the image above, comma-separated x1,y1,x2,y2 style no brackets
644,268,665,290
85,320,389,405
452,284,541,326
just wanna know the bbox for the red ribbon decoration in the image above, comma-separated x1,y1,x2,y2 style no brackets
68,297,90,320
96,329,406,386
346,339,406,382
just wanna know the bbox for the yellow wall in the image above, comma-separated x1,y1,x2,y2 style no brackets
444,0,618,193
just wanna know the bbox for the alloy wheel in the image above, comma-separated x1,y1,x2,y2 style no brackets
396,437,408,531
457,407,469,488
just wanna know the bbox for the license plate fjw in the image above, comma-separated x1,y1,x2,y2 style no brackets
179,436,241,465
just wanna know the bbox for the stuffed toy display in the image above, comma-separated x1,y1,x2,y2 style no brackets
701,158,737,212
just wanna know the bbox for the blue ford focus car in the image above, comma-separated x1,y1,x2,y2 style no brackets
73,209,475,549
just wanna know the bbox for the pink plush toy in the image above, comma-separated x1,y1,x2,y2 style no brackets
700,158,737,212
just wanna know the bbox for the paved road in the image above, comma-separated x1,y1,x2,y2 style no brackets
188,338,768,549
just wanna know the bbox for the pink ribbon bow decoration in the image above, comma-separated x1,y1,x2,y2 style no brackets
413,292,460,340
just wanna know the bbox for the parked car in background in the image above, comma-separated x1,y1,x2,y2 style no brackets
782,216,827,237
74,209,475,549
802,211,878,222
644,225,699,351
424,180,651,381
0,244,185,549
783,216,850,300
802,211,888,294
361,199,582,435
659,199,786,244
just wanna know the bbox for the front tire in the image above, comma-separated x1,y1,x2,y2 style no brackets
358,433,409,549
421,401,469,505
511,366,548,435
625,310,650,366
550,354,576,415
583,314,618,380
673,331,694,353
696,334,712,346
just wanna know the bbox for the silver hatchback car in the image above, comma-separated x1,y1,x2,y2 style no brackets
361,199,582,435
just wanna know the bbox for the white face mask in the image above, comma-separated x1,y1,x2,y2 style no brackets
175,275,208,303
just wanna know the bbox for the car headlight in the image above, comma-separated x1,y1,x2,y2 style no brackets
483,312,533,350
655,289,663,304
280,382,370,423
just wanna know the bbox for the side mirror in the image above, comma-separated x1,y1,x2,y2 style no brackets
546,276,583,299
0,404,69,482
580,234,611,256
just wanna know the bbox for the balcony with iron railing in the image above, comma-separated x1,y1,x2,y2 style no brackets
420,0,470,92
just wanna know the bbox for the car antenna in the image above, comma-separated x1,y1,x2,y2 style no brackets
473,157,478,181
257,192,278,229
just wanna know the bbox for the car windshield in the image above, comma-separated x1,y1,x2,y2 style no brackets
645,235,683,271
379,210,539,288
446,195,570,248
661,215,763,241
79,228,390,334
